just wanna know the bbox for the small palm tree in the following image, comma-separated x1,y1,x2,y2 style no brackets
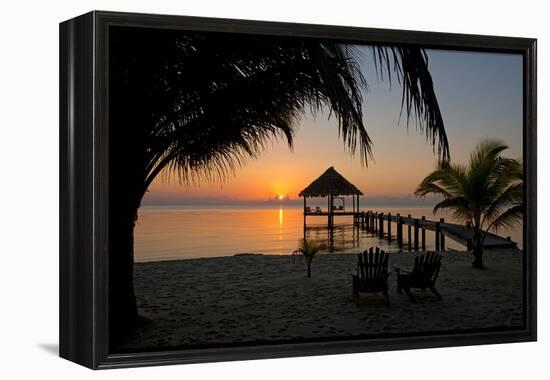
292,239,327,278
415,139,522,269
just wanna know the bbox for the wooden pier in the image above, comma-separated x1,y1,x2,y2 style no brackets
298,167,516,251
353,211,517,250
303,209,516,250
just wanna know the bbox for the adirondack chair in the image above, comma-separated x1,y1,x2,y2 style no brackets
352,247,390,306
395,252,442,302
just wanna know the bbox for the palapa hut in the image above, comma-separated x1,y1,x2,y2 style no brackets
299,166,363,228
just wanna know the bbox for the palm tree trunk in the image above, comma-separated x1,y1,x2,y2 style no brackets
471,226,484,269
307,262,311,278
108,103,148,347
109,198,140,347
472,246,483,269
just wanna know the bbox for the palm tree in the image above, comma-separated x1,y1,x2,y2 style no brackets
292,239,328,277
415,139,523,269
109,26,449,344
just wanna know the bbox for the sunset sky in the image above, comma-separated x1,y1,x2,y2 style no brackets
142,46,523,206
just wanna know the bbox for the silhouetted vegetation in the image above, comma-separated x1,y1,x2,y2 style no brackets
292,239,328,277
415,139,522,268
109,26,448,344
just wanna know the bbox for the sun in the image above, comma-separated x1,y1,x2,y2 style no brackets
278,194,284,200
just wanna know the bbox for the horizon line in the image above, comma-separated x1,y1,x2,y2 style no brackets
140,195,441,207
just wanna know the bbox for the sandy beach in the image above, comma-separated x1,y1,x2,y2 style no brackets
117,248,523,351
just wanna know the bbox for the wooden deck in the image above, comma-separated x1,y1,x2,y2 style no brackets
440,223,516,248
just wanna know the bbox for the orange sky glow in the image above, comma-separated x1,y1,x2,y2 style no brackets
142,48,523,205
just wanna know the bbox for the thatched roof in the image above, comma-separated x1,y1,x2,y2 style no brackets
299,167,363,197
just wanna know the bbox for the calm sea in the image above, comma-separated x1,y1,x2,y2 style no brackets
134,205,522,262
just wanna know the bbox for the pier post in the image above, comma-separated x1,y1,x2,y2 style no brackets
421,216,426,250
327,196,331,228
387,213,392,242
378,213,384,238
303,197,306,228
328,194,334,228
440,218,446,251
396,213,402,247
407,214,412,250
414,219,419,251
435,221,441,251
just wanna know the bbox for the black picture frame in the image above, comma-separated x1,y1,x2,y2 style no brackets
59,10,537,369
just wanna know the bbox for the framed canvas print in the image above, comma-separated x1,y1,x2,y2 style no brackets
59,11,537,369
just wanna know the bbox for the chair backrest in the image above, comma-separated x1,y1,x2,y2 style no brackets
412,252,442,285
357,247,389,282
